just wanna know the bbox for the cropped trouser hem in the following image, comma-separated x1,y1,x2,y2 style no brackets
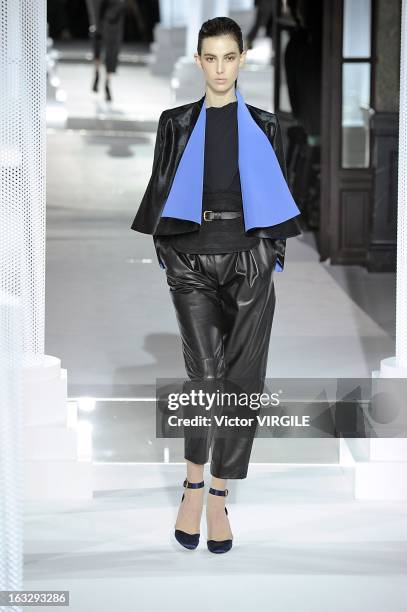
183,456,249,480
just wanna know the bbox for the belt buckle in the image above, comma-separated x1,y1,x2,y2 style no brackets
203,210,213,221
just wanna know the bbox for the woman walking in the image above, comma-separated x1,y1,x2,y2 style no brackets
87,0,126,101
131,17,302,553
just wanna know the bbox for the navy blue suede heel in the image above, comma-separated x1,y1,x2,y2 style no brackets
174,478,205,550
207,487,233,554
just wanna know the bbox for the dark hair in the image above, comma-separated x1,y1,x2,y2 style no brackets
197,17,244,89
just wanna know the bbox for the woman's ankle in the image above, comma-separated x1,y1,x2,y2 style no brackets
210,476,228,491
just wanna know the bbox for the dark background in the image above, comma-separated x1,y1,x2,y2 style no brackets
47,0,160,42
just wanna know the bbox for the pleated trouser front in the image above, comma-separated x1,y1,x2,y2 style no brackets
156,237,277,479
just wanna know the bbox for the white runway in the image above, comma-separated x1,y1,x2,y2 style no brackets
23,464,407,611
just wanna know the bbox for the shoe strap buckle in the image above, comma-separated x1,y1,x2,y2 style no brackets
183,478,205,489
209,486,229,496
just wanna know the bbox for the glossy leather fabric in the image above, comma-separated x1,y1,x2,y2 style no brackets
130,95,302,243
157,237,277,479
159,89,301,231
131,96,301,272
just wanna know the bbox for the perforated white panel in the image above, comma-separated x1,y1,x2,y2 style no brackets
0,298,23,611
0,0,46,369
1,0,46,608
397,0,407,368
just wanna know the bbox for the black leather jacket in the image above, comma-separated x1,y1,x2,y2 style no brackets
130,94,302,271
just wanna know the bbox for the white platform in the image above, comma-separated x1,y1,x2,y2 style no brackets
23,463,407,612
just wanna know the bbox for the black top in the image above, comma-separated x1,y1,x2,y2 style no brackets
169,100,260,254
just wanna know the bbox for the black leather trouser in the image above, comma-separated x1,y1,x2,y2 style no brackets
156,237,277,479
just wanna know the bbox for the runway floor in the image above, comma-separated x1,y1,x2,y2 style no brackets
23,464,407,611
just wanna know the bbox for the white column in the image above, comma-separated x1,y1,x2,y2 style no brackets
0,0,92,502
159,0,188,27
379,0,407,377
0,290,24,602
341,0,407,499
185,0,230,58
171,0,230,101
395,0,407,373
152,0,188,77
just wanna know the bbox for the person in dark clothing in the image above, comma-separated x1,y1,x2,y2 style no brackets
131,17,302,554
47,0,72,40
245,0,273,49
86,0,126,101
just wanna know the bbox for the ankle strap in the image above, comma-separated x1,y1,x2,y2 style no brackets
183,478,205,489
209,487,229,497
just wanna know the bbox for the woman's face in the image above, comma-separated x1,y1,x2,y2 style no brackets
195,34,245,93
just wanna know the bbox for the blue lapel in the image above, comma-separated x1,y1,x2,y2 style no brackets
160,88,301,230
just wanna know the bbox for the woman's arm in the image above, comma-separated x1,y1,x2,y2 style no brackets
152,111,167,169
271,115,288,272
272,115,288,180
151,111,167,269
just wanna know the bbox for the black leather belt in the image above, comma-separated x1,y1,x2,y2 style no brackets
203,210,242,221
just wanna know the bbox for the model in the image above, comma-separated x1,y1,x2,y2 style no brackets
88,0,126,101
131,16,302,554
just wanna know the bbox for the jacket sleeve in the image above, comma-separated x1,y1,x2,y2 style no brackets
271,115,288,273
152,111,166,169
151,112,167,269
